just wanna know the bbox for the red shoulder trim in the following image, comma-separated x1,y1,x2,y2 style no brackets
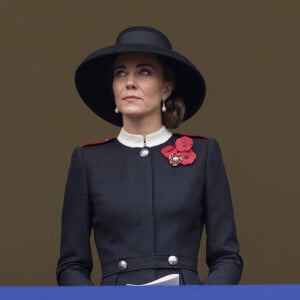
81,138,116,148
173,132,208,139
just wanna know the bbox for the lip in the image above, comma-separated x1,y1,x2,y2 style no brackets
122,95,141,101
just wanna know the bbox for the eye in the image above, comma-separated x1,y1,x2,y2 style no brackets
114,69,126,78
139,68,152,76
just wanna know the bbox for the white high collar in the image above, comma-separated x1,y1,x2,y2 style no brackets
117,126,172,148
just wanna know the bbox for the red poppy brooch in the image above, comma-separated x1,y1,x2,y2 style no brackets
161,136,196,167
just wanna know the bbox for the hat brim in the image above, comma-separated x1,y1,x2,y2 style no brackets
75,44,206,126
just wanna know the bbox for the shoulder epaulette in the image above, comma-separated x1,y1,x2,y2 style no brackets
173,132,208,139
81,137,116,148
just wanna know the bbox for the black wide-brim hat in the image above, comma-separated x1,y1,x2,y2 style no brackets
75,26,206,126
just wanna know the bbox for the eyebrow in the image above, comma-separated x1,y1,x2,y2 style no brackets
137,63,155,68
114,63,155,70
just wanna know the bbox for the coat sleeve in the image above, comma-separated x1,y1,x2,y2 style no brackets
56,147,94,285
204,138,243,284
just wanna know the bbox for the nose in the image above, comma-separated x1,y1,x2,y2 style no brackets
126,73,137,89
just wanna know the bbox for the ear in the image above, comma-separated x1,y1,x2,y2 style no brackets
162,81,174,99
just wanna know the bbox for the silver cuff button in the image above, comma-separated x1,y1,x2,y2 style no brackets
118,260,127,270
168,255,178,266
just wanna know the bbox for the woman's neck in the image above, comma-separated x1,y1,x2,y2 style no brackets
122,116,163,136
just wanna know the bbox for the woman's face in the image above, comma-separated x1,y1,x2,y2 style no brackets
112,53,173,123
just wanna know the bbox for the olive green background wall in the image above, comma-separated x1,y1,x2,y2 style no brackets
0,0,299,285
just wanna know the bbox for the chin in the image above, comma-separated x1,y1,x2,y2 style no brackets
121,108,145,116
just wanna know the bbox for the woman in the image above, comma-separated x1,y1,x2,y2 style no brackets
56,26,243,285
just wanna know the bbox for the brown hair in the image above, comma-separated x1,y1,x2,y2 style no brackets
159,58,185,129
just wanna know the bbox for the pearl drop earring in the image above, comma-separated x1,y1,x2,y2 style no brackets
115,107,119,113
161,100,166,112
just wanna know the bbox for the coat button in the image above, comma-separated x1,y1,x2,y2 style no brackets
140,148,149,157
118,260,127,270
168,255,178,266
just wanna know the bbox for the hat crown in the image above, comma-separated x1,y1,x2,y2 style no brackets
116,26,172,50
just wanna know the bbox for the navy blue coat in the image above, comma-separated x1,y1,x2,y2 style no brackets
56,134,243,285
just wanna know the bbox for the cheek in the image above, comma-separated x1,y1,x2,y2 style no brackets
144,81,164,97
